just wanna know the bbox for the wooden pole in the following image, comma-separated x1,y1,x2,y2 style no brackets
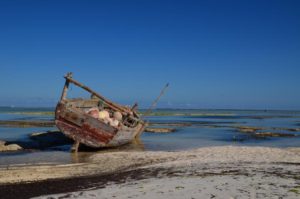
60,72,72,101
64,73,131,115
71,141,80,153
144,83,169,116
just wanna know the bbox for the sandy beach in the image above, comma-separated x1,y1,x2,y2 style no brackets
0,146,300,198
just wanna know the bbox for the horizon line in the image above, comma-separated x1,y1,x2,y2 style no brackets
0,106,300,112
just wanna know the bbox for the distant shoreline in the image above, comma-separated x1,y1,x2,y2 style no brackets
1,106,300,112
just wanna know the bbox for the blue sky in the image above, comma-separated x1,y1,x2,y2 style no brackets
0,0,299,109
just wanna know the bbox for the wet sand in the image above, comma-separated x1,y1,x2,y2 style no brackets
0,146,300,198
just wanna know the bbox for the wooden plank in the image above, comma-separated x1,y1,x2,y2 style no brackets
57,102,117,134
56,120,111,147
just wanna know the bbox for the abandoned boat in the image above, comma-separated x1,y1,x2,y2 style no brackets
55,73,147,150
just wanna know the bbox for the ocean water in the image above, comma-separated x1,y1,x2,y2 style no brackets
0,107,300,165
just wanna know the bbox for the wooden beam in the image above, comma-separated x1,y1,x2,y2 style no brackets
60,72,72,101
64,74,131,114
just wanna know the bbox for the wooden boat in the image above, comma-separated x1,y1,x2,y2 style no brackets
55,73,147,151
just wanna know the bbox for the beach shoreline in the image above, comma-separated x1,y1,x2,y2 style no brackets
0,146,300,198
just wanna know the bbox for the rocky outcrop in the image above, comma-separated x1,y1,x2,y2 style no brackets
0,141,22,152
236,126,264,133
0,131,73,152
0,120,55,127
235,126,299,138
28,131,73,149
254,132,298,137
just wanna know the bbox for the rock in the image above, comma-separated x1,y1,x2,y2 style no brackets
271,127,300,132
236,126,264,133
29,131,73,148
0,120,55,127
0,131,73,151
0,142,22,152
30,132,45,137
145,128,176,133
254,132,298,137
234,126,300,139
288,128,300,132
150,122,192,127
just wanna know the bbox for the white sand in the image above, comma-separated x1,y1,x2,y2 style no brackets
89,145,300,165
37,175,299,199
1,146,300,184
0,146,294,199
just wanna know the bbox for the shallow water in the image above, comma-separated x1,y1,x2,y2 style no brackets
0,107,300,165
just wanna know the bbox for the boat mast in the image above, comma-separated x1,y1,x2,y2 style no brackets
60,72,72,101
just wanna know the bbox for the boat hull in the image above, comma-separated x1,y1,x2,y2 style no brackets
55,102,145,148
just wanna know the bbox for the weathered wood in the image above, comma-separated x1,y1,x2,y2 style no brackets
144,83,169,116
60,72,72,101
67,99,100,108
56,103,117,134
64,74,131,115
131,102,138,112
55,73,147,149
71,141,80,153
